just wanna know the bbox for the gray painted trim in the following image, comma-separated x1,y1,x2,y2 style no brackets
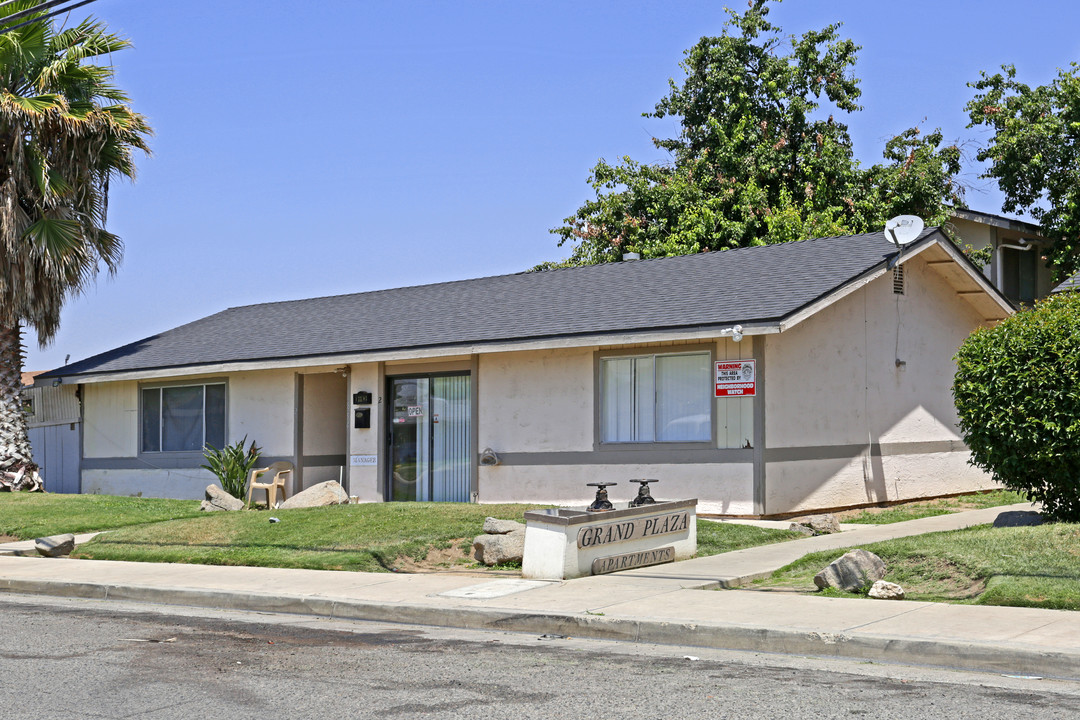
469,354,479,502
752,335,766,516
302,454,347,467
496,448,751,466
77,384,84,494
294,372,304,489
764,440,969,464
376,361,387,501
82,455,294,471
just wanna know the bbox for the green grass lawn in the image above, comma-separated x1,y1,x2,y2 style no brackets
71,502,802,572
838,489,1029,524
697,520,804,556
752,522,1080,611
0,493,203,539
73,502,551,572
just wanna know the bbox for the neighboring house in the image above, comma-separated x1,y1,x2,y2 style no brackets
1051,270,1080,293
40,227,1012,516
950,208,1051,305
21,371,81,494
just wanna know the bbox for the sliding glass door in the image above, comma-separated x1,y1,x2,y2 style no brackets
388,374,471,502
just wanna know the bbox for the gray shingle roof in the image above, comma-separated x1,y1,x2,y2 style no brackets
48,228,940,378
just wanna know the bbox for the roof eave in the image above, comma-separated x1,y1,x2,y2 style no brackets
49,321,787,384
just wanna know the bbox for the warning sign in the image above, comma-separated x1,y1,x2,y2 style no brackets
715,360,756,397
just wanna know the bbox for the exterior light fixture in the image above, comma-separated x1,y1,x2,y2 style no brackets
720,325,744,342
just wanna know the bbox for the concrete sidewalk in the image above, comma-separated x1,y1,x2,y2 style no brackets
0,502,1076,680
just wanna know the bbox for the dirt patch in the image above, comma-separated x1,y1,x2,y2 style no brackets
0,534,18,544
390,539,519,577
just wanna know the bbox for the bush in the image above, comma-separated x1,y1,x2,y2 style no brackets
201,437,262,501
953,292,1080,521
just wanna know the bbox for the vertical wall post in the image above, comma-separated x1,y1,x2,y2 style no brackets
752,335,767,516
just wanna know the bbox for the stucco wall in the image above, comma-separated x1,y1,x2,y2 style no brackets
346,362,382,501
83,380,138,458
763,255,995,514
479,348,593,454
229,369,295,455
479,462,754,516
81,369,297,498
82,468,216,499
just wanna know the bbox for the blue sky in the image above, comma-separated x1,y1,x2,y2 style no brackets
25,0,1080,370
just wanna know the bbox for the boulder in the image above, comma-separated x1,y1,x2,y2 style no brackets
993,511,1043,528
787,523,814,537
473,529,526,566
279,481,348,509
814,549,886,592
35,534,75,557
868,580,905,600
805,514,841,535
200,484,245,512
482,517,525,535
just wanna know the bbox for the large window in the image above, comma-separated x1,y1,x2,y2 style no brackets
601,351,711,443
141,383,226,453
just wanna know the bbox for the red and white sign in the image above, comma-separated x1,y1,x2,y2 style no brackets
715,360,756,397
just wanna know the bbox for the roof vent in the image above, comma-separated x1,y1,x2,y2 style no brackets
622,252,641,261
884,215,924,248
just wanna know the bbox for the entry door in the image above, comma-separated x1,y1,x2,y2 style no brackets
388,374,471,502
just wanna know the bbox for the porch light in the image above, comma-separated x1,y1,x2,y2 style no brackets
720,325,743,342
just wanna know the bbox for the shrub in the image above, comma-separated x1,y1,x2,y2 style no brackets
953,292,1080,521
201,436,262,501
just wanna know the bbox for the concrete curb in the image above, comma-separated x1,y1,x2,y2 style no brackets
2,575,1076,681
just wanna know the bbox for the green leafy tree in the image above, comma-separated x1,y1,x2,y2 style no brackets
0,4,150,488
953,292,1080,522
967,64,1080,279
549,0,963,267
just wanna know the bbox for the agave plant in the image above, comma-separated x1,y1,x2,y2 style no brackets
201,436,262,501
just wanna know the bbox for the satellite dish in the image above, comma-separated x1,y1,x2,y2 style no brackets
884,215,924,247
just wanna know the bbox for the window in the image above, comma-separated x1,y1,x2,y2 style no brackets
601,351,711,443
141,383,226,453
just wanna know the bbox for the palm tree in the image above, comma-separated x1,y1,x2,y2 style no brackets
0,3,150,490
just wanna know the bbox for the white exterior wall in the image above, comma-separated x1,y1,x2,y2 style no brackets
299,371,348,489
763,255,997,514
480,463,754,515
81,369,297,499
479,348,593,454
475,343,755,514
347,362,381,501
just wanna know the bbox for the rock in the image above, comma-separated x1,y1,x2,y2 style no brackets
814,549,887,592
787,523,814,537
200,484,245,512
279,480,348,509
473,529,526,566
993,511,1043,528
482,517,525,535
805,514,841,535
35,534,75,557
868,580,905,600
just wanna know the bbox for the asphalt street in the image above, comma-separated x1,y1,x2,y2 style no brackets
2,594,1078,720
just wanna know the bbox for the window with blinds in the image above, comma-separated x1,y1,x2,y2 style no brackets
601,351,711,443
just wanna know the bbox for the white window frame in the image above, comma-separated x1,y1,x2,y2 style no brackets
139,380,227,455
